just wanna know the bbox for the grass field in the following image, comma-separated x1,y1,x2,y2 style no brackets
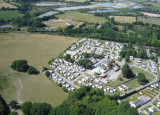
111,16,136,23
65,0,87,2
0,10,23,21
43,19,84,29
0,0,17,9
56,11,107,24
0,33,78,106
138,17,160,25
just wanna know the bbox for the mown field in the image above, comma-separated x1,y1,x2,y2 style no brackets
111,16,136,23
0,33,78,106
56,11,107,24
43,19,84,29
0,0,17,9
0,10,23,21
138,17,160,25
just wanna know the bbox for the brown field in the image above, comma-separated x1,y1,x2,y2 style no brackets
0,0,17,9
142,12,160,17
110,16,136,23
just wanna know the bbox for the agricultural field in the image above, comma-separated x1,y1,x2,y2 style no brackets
111,16,136,23
138,17,160,25
0,33,78,106
65,0,88,2
0,10,23,21
0,0,17,9
56,11,107,24
43,19,84,29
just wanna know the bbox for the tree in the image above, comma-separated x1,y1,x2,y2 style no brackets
21,101,32,115
78,59,93,69
125,55,129,62
108,62,113,69
27,66,39,75
9,100,18,109
122,64,133,79
137,73,149,85
9,112,18,115
0,95,10,115
11,60,29,72
45,71,50,77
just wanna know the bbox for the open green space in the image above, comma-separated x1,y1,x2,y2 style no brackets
111,16,136,23
132,67,155,79
0,10,23,21
0,33,78,106
138,17,160,25
56,11,107,24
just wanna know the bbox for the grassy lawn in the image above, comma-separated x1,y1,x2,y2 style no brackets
138,17,160,25
125,78,141,90
0,10,23,21
43,19,83,29
0,33,78,106
108,74,129,87
111,16,136,23
132,67,155,80
0,0,17,9
66,0,87,2
56,11,107,24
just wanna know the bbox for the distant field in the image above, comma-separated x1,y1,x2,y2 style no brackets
56,11,107,24
0,33,78,106
138,17,160,25
65,0,88,2
43,19,84,29
0,10,23,21
0,0,17,9
111,16,136,23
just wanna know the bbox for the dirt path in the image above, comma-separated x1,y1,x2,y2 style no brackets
17,78,22,104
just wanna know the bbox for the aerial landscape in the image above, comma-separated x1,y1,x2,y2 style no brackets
1,0,160,115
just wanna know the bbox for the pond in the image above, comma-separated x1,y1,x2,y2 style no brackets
88,9,120,13
36,2,66,6
55,1,136,11
37,11,58,18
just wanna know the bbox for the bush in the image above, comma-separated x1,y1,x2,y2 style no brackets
10,112,18,115
27,66,39,75
9,100,18,109
21,102,32,115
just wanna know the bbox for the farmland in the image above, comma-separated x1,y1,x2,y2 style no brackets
56,11,107,24
138,17,160,25
0,33,78,106
111,16,136,23
0,10,23,21
43,19,84,29
0,0,17,9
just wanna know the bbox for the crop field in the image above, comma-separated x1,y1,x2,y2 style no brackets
0,33,78,106
0,10,23,21
111,16,136,23
138,17,160,25
56,11,107,24
43,19,84,29
65,0,87,2
0,0,17,9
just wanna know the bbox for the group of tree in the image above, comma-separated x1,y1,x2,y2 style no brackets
64,54,75,63
83,52,104,59
11,60,39,75
122,64,134,79
20,86,138,115
137,73,149,85
120,44,148,62
77,59,93,69
0,95,10,115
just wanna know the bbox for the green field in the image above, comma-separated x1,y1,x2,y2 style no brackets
56,11,107,24
138,17,160,25
65,0,88,2
0,33,78,106
0,10,23,21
